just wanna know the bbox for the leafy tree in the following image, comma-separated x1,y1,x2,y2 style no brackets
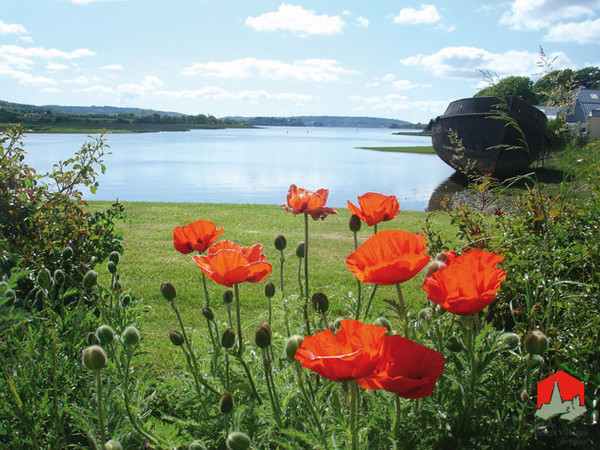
474,76,538,104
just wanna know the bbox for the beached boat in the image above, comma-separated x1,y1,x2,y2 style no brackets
427,96,547,178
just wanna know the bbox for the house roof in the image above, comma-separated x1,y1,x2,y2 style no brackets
576,89,600,119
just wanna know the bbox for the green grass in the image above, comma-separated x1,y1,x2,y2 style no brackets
90,201,451,371
358,146,435,154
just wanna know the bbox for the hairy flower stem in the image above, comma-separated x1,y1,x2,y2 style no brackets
279,249,285,296
457,315,478,435
517,354,533,444
262,348,282,425
393,395,402,437
355,280,362,321
362,285,378,320
202,272,211,308
303,213,312,336
294,362,326,443
95,370,106,444
349,380,360,450
297,257,304,299
234,353,262,403
395,283,410,339
172,300,219,396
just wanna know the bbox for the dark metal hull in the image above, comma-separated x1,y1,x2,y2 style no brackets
428,96,547,178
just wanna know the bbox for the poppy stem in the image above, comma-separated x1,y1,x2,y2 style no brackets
297,257,304,299
234,284,244,357
393,395,401,437
95,370,106,444
349,380,360,450
303,213,312,336
362,285,378,320
294,361,326,443
202,272,211,308
279,249,285,296
262,348,282,425
395,283,410,339
355,280,362,320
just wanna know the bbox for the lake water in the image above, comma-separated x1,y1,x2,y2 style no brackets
23,127,456,211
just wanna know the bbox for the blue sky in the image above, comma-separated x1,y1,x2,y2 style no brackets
1,0,598,123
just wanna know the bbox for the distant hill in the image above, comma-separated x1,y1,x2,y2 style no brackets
227,115,422,129
0,100,182,117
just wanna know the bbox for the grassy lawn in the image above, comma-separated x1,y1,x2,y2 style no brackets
90,200,453,370
358,146,435,154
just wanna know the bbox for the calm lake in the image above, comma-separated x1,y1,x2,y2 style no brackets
23,126,456,211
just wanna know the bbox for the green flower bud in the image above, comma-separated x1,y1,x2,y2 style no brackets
219,391,234,414
108,251,121,265
423,260,446,278
499,332,520,350
188,440,207,450
103,439,123,450
349,214,362,233
160,282,177,302
524,329,548,355
82,345,107,371
202,306,214,321
35,288,47,304
4,288,16,302
107,261,117,274
311,292,329,314
83,270,98,290
254,323,272,348
86,331,99,346
37,268,53,290
264,281,276,298
169,330,185,346
285,334,304,360
226,431,252,450
530,354,544,367
96,325,115,345
62,246,73,260
223,290,233,304
373,317,392,335
121,326,141,346
53,269,65,286
446,335,463,353
274,234,287,251
121,294,132,307
221,328,236,349
296,242,305,258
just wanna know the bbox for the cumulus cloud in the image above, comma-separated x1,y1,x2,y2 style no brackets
0,20,28,35
154,86,312,102
78,76,164,103
46,62,69,71
101,64,123,70
400,46,569,79
245,4,345,36
351,93,448,117
182,57,359,82
0,45,95,60
356,16,370,28
544,18,600,44
393,4,441,25
500,0,599,33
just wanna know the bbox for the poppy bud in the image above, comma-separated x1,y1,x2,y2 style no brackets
529,354,544,367
296,242,305,258
423,260,446,278
521,389,529,402
53,269,65,285
161,282,177,302
122,326,140,346
223,290,233,304
524,329,548,355
255,323,272,348
202,306,214,321
274,234,287,251
96,325,115,345
37,268,53,290
418,308,433,322
221,328,236,349
373,317,392,334
169,330,185,346
35,288,47,304
4,288,16,302
226,431,252,450
83,270,98,290
121,294,132,307
264,281,276,298
62,246,73,260
499,332,520,349
108,251,121,265
107,261,117,274
188,440,207,450
82,345,107,371
219,391,234,414
349,214,362,233
446,335,463,352
103,440,123,450
311,292,329,314
285,334,304,360
86,331,99,346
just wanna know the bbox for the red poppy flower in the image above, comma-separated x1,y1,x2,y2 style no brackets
173,219,224,254
193,240,272,287
282,184,337,220
422,249,506,315
294,319,386,382
357,335,445,398
347,192,400,227
346,230,430,285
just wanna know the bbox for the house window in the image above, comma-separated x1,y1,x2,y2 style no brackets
591,94,599,99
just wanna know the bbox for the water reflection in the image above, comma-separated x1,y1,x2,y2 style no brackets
426,172,470,211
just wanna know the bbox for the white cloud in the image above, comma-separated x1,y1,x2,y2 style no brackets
101,64,123,70
357,16,370,28
401,46,570,79
154,86,312,102
500,0,599,31
391,79,432,90
0,65,57,86
0,20,28,35
351,93,448,117
245,4,345,37
0,45,95,60
393,4,441,25
46,62,69,71
71,0,123,5
182,57,359,82
78,76,164,102
544,18,600,44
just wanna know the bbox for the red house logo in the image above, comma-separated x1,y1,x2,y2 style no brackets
535,370,586,421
